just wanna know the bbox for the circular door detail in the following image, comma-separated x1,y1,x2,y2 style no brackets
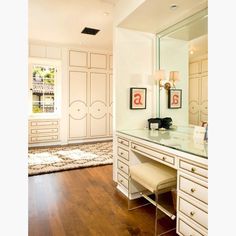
189,101,199,114
90,101,106,119
69,101,87,120
201,101,208,115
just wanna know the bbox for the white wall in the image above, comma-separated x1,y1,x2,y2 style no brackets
114,0,145,26
159,37,189,125
114,28,156,130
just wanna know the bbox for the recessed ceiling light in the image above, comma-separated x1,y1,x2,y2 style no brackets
190,50,194,55
170,4,178,10
103,12,109,16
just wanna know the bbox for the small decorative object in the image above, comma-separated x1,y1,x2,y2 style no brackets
168,89,182,109
130,87,147,109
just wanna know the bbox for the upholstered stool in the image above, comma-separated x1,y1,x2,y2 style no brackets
128,162,177,236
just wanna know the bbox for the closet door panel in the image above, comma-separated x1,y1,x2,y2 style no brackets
90,72,107,137
90,72,107,104
90,53,107,69
69,71,87,103
69,71,88,139
201,75,208,103
90,116,107,137
69,50,88,68
109,74,113,135
69,117,87,138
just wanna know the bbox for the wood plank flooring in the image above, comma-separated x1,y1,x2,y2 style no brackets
29,165,177,236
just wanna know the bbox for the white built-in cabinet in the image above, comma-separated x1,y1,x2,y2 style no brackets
68,50,113,141
189,57,208,126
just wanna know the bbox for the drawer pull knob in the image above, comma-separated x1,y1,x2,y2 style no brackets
190,211,195,217
162,157,166,161
120,166,123,169
120,141,123,144
133,145,137,149
191,167,196,172
190,188,196,193
119,179,123,183
120,152,123,155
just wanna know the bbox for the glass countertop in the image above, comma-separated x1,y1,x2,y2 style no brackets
117,126,208,159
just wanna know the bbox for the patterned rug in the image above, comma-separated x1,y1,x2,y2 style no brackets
28,141,113,176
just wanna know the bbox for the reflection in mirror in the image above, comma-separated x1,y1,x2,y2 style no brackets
157,8,208,127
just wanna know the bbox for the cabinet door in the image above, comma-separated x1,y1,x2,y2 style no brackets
189,61,201,75
200,74,208,123
69,71,88,139
189,76,200,125
69,50,88,68
89,72,107,137
90,53,107,69
109,74,113,136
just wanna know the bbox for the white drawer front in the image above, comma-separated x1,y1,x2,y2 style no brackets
178,218,205,236
179,160,207,179
179,175,208,204
31,128,58,134
30,120,58,126
117,147,129,161
117,160,129,175
30,135,58,142
117,173,128,189
179,197,208,229
131,142,174,165
117,137,129,147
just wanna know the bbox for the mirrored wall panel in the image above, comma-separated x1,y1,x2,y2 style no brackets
157,8,208,126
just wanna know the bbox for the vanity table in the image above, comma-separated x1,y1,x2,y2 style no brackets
113,127,208,236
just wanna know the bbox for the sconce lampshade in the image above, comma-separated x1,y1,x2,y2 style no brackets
169,71,180,82
154,69,165,81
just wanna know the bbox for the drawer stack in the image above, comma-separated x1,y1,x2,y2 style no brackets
116,137,130,195
177,158,208,236
28,119,60,145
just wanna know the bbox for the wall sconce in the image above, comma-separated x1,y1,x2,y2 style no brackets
169,71,180,88
154,70,180,90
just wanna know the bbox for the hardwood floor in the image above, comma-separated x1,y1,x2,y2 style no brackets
29,165,177,236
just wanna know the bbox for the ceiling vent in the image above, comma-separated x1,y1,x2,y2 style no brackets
81,27,100,35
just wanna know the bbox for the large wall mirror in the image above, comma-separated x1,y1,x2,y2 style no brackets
157,8,208,126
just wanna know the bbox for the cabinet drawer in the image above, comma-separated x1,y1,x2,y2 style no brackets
117,173,128,189
131,142,174,166
179,159,207,179
30,128,58,134
117,147,129,161
179,175,208,204
117,137,129,147
179,197,208,229
30,135,59,143
178,218,205,236
117,160,129,175
30,120,59,126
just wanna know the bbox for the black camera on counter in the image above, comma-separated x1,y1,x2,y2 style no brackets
148,117,172,130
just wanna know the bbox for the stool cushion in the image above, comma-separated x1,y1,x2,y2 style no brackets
130,162,176,193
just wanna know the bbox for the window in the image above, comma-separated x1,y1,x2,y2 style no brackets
28,57,62,116
31,64,56,113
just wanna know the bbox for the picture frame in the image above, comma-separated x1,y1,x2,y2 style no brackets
130,87,147,109
168,89,182,109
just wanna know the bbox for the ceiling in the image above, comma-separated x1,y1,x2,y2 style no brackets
118,0,208,34
29,0,208,51
28,0,118,50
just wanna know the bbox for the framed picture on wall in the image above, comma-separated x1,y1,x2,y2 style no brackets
130,87,147,109
168,89,182,109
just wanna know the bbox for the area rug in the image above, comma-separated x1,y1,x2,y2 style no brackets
28,141,113,176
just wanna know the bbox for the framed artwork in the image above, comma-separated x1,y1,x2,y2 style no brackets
130,87,147,109
168,89,182,109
